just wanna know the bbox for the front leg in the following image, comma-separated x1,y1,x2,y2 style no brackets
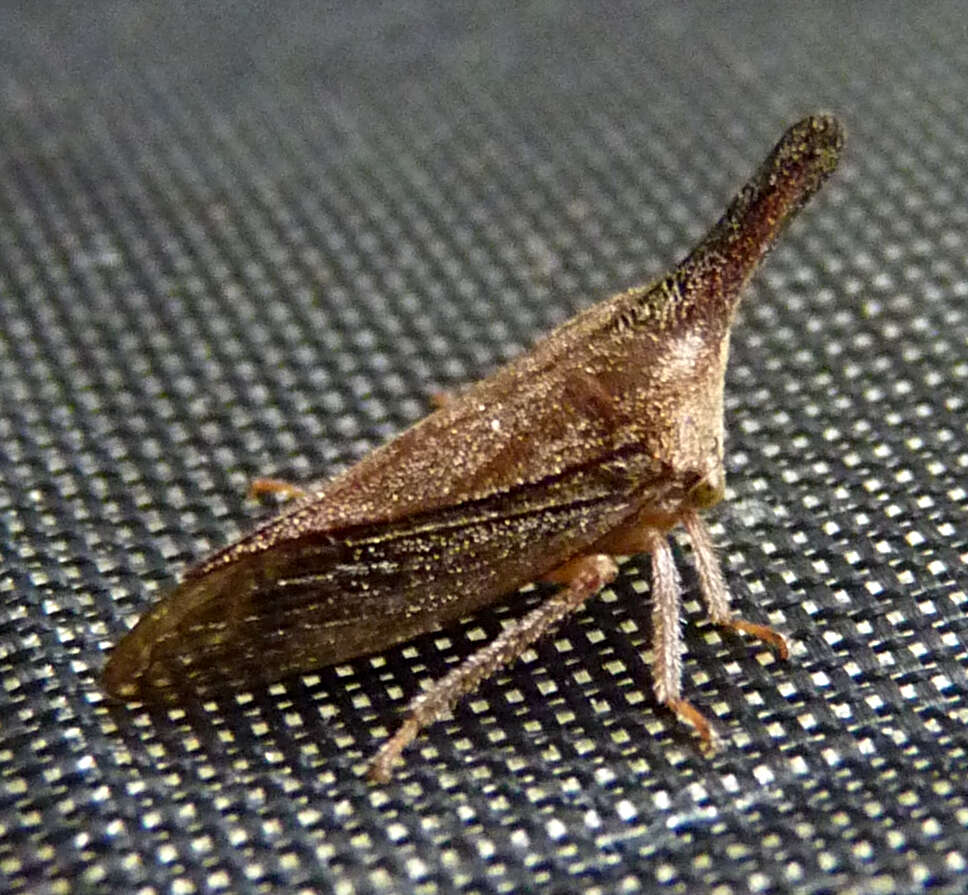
681,510,789,659
595,510,788,743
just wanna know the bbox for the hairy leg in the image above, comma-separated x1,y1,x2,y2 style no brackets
647,532,716,743
367,554,619,782
593,510,787,742
682,510,789,659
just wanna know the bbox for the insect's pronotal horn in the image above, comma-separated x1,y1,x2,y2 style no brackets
678,114,844,314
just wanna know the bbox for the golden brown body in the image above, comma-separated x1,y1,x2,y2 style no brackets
103,116,844,779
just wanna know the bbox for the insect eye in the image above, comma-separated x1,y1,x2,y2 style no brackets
689,479,724,510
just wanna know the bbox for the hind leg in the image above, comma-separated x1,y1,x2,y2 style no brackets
367,554,619,782
248,478,307,501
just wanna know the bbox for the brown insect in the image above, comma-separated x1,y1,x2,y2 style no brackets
103,115,845,781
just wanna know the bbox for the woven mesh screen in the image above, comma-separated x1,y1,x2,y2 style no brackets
2,3,967,893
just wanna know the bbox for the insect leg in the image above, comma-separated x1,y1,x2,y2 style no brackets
248,478,308,501
366,553,619,782
682,510,789,659
648,532,717,743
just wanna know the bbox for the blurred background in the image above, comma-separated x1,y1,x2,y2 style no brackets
1,3,966,893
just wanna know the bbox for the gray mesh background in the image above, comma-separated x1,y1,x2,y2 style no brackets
2,3,967,893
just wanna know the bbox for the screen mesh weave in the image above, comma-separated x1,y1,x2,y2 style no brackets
1,3,966,893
